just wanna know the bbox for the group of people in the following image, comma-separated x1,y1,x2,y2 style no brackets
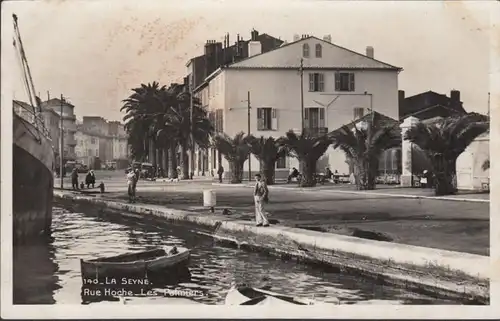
287,166,339,184
70,168,96,190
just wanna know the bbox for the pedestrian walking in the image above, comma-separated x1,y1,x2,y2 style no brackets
253,173,270,227
71,168,79,190
217,165,224,183
127,169,137,203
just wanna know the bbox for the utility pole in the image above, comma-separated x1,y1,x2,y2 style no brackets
487,92,490,118
299,58,304,133
247,91,252,181
60,94,64,189
189,74,194,179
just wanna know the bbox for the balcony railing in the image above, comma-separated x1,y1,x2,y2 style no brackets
303,127,329,137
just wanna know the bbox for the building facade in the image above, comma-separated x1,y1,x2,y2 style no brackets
75,118,128,169
192,35,401,178
41,98,77,161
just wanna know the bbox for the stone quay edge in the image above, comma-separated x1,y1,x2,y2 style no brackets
53,190,490,303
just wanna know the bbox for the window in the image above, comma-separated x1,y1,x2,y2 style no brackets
302,43,310,58
304,107,325,129
257,108,278,131
353,107,364,120
215,109,223,132
315,44,322,58
308,73,324,92
276,156,287,169
335,72,355,92
95,149,99,157
91,138,96,144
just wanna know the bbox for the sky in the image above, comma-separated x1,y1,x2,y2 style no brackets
2,0,497,122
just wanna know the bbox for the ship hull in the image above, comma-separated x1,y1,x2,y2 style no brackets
13,114,55,244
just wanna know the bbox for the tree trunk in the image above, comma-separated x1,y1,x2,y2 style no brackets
260,159,276,185
432,156,457,196
179,142,189,180
299,158,316,187
229,161,244,184
155,146,161,176
355,159,377,190
168,143,178,179
162,146,168,178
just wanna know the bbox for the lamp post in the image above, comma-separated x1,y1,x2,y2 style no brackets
59,94,64,189
235,92,252,181
299,58,304,132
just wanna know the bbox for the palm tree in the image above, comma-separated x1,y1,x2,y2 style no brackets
121,82,167,168
279,130,331,187
329,120,401,190
404,112,489,196
247,135,288,185
163,84,213,179
213,132,250,184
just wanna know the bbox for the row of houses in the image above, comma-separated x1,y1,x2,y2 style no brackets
13,97,129,170
170,29,488,190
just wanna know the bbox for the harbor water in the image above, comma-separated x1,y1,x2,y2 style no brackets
13,204,459,305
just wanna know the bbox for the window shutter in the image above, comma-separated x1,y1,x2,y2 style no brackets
304,108,310,128
308,73,315,92
271,108,278,130
319,108,325,128
349,73,355,91
335,72,340,91
318,73,324,92
257,108,264,131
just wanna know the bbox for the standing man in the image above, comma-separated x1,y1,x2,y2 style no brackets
71,168,79,190
217,165,224,183
253,173,270,227
127,169,137,203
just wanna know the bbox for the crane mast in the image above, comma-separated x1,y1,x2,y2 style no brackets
12,14,43,119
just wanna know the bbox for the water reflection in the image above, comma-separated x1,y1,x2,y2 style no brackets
13,241,61,304
13,205,458,305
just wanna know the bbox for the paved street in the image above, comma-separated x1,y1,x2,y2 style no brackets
57,171,489,256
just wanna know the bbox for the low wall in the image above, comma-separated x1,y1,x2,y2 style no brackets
53,191,489,304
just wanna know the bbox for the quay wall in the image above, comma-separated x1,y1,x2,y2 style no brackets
53,190,490,304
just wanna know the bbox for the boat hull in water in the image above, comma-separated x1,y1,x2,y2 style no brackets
13,113,54,244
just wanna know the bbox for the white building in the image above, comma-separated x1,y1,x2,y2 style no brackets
75,129,100,167
192,35,402,179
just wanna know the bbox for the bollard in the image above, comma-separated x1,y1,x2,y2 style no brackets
203,189,216,213
99,182,105,193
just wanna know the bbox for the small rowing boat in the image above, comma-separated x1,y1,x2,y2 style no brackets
225,285,318,305
80,246,190,279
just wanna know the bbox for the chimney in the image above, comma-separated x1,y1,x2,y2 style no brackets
398,90,405,109
248,40,262,57
251,29,259,41
450,90,460,104
366,46,374,58
293,34,300,42
323,35,332,43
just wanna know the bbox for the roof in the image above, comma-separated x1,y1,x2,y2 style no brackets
400,90,467,120
194,35,401,92
227,36,402,70
41,98,75,108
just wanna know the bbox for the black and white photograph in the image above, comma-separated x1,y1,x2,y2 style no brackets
1,0,498,318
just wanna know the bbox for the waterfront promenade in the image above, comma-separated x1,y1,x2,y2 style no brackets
57,170,489,256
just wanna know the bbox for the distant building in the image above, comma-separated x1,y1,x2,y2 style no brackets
186,29,284,90
399,90,467,121
41,98,77,161
75,117,128,169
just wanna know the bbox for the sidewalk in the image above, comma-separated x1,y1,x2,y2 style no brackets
212,182,490,203
53,189,489,303
62,179,490,256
